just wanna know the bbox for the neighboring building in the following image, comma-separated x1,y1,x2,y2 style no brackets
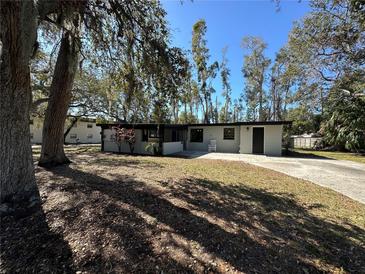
290,133,322,149
98,121,291,156
30,117,101,144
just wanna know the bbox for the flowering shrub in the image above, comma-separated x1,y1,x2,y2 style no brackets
145,142,159,155
112,126,136,154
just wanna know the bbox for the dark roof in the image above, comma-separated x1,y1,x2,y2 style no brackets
186,121,292,127
79,117,97,123
97,121,292,129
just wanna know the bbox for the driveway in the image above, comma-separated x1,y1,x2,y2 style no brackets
177,151,365,204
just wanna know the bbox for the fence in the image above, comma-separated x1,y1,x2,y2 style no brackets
290,137,322,149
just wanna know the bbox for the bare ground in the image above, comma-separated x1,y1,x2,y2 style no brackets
1,146,365,273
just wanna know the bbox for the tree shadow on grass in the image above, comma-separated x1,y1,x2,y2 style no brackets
163,178,365,271
0,203,75,273
67,152,164,169
85,157,163,169
46,165,365,273
285,149,334,160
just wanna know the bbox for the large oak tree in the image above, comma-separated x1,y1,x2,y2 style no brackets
0,0,61,203
0,0,170,203
38,0,170,167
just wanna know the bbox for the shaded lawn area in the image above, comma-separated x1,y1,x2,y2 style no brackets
1,146,365,273
291,148,365,164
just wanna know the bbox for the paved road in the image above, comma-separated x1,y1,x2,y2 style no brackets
177,151,365,204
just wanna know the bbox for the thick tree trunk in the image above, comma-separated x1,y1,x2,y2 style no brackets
38,32,80,167
0,1,39,203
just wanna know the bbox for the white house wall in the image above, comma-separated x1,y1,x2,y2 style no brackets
239,125,283,156
64,121,101,144
186,126,240,153
30,119,43,144
264,125,283,156
30,119,101,144
239,126,252,154
162,142,183,155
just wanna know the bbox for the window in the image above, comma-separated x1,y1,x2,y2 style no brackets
223,128,235,140
29,120,33,125
30,133,33,139
171,129,183,142
142,129,148,141
149,128,158,138
190,129,203,143
87,134,93,139
87,124,93,128
70,134,77,139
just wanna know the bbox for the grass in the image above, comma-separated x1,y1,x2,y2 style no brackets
2,145,364,273
291,148,365,164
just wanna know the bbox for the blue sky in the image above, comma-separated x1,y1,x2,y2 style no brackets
161,0,311,103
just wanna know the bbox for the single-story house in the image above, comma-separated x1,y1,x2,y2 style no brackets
98,121,292,156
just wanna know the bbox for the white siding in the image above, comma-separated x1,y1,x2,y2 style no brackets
30,119,43,144
264,125,283,156
30,118,101,144
240,125,283,156
186,126,240,153
162,142,183,155
64,121,101,144
239,125,252,154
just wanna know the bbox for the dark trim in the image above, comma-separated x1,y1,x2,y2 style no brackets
79,117,97,123
187,121,292,127
158,125,164,155
97,123,187,130
101,129,104,151
97,121,292,129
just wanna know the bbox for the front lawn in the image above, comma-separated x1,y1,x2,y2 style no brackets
1,146,364,273
291,148,365,164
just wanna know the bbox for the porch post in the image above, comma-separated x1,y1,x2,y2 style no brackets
158,124,164,155
100,127,104,152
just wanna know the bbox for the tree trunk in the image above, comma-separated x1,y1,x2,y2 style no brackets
63,116,78,143
204,96,209,123
258,71,264,121
38,32,80,167
0,1,39,203
258,88,263,121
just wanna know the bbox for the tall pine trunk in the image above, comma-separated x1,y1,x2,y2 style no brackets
204,96,209,123
0,1,39,202
257,67,265,121
38,32,80,167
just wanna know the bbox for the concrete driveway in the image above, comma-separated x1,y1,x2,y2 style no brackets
178,151,365,204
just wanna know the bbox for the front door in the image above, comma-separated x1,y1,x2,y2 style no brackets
252,127,264,154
